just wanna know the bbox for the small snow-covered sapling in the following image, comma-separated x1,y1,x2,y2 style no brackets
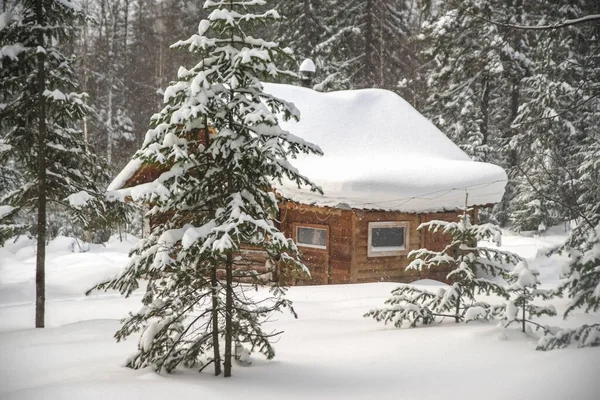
502,260,556,333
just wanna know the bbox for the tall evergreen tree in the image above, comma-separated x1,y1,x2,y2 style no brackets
333,0,414,90
275,0,352,90
0,0,119,327
421,0,533,164
90,0,322,377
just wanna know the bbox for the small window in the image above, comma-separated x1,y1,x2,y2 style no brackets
296,226,327,249
368,221,409,257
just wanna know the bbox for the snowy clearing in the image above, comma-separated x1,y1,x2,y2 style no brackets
0,231,598,400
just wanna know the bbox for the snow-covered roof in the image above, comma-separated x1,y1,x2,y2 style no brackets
110,83,506,213
263,83,507,212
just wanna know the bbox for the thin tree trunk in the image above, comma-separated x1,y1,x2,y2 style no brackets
455,294,460,323
81,1,89,151
224,251,233,377
364,0,374,87
522,290,526,333
205,122,222,376
479,75,490,162
211,262,222,376
107,75,113,166
106,1,120,168
35,0,47,329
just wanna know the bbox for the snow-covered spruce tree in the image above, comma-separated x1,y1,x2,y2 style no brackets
502,260,556,333
537,147,600,350
506,1,598,232
274,0,357,91
505,1,600,350
89,0,322,377
0,0,121,327
331,0,415,91
366,209,521,327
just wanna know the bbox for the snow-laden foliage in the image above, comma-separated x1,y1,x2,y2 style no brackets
90,0,322,377
502,260,556,333
0,0,126,239
538,223,600,350
0,205,26,246
421,0,529,164
366,210,521,327
506,1,600,233
275,0,420,91
537,324,600,350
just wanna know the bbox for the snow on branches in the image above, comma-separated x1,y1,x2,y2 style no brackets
538,223,600,350
502,260,556,333
366,209,521,327
90,0,321,377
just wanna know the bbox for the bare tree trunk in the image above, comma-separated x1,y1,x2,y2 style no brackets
106,0,120,169
211,262,222,376
479,75,490,162
379,5,384,88
364,0,374,87
35,0,47,329
205,122,221,376
81,0,91,150
522,290,526,333
224,251,233,377
107,76,113,166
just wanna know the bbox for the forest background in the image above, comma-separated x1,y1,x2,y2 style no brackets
1,0,599,238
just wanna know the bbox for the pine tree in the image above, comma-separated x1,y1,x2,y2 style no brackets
502,260,556,333
274,0,354,90
332,0,414,90
89,0,322,377
537,150,600,350
420,0,533,164
366,208,521,327
0,0,120,327
505,1,599,231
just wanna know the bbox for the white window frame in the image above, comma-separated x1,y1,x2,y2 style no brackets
367,221,409,257
295,225,328,250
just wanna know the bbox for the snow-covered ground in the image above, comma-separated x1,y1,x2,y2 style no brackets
0,230,598,400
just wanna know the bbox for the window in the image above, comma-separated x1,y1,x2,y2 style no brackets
296,225,327,249
368,221,409,257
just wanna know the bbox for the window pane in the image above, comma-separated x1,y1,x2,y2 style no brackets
297,227,327,247
371,227,404,248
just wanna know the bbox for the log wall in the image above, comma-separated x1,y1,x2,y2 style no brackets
279,203,354,285
279,202,471,286
351,210,422,283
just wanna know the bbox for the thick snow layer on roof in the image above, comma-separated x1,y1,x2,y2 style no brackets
110,83,506,212
263,83,507,212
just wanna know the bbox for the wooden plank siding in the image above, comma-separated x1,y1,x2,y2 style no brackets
144,199,476,286
279,203,354,285
278,202,474,286
351,209,472,284
351,210,422,283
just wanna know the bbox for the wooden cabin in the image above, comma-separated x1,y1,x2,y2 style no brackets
109,83,507,285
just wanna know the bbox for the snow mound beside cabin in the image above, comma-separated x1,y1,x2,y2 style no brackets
263,83,507,212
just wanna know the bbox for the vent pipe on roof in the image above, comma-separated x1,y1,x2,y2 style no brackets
299,58,316,88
